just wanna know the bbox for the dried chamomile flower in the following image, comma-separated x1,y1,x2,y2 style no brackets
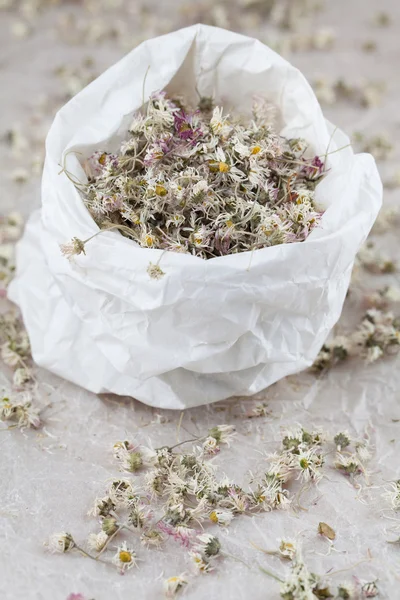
140,529,164,548
383,480,400,510
357,242,396,274
195,533,221,558
163,574,188,598
0,393,41,429
279,552,319,600
13,366,33,387
353,310,400,362
188,550,213,574
209,508,234,526
88,495,116,518
337,584,353,599
202,436,220,455
334,453,362,477
361,581,379,598
112,541,138,573
296,449,324,483
107,477,137,507
207,424,236,446
312,336,350,372
114,442,144,472
60,237,86,259
102,516,119,536
334,432,351,451
279,540,296,560
48,532,75,553
87,531,109,552
128,501,152,528
147,262,165,280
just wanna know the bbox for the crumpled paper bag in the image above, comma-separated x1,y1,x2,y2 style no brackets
8,24,382,409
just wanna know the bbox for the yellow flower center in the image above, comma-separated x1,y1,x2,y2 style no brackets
98,153,107,165
226,220,233,227
209,511,218,523
155,184,167,196
119,551,132,563
145,234,154,247
251,145,261,155
219,161,230,173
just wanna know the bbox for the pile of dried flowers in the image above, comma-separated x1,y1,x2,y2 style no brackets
0,310,41,429
312,308,400,372
62,92,326,260
48,423,372,597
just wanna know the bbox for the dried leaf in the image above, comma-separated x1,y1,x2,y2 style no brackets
318,522,336,540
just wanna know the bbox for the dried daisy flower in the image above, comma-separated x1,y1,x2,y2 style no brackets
279,552,319,599
337,584,353,599
147,262,165,280
334,453,363,477
357,243,396,274
312,336,350,372
87,531,109,552
353,310,400,362
279,540,296,560
60,237,86,259
88,495,116,518
295,449,324,483
334,432,351,451
163,574,188,598
102,516,119,536
207,424,236,446
63,92,326,261
209,508,234,526
49,532,75,553
0,393,41,429
195,533,221,558
188,550,213,574
383,480,400,510
112,541,138,573
361,581,379,598
140,529,164,548
202,436,220,455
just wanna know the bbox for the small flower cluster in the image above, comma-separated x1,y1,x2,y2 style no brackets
69,91,325,260
252,426,325,512
314,77,386,109
357,242,396,274
333,431,371,480
0,212,24,296
270,550,377,600
0,310,41,430
313,309,400,371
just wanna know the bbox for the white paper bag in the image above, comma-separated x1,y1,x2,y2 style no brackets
8,24,382,409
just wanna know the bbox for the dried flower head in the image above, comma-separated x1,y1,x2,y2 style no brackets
112,541,138,573
60,237,86,259
87,530,109,552
163,574,188,598
49,532,75,553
